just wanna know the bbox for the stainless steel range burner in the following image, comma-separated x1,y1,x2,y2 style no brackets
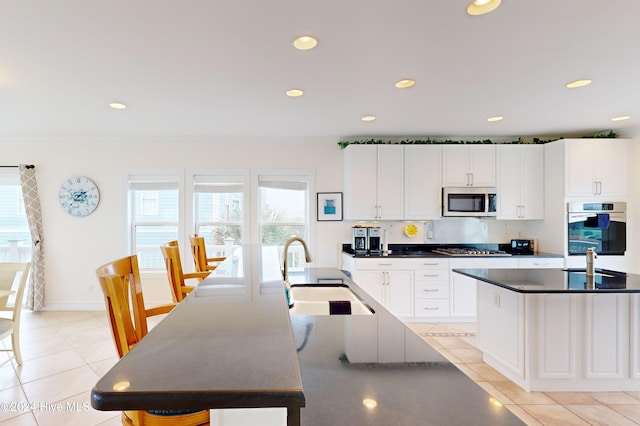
432,248,511,257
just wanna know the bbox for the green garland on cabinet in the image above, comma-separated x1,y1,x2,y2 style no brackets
337,130,617,149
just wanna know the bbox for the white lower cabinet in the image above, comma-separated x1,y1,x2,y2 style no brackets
345,257,414,318
478,286,639,391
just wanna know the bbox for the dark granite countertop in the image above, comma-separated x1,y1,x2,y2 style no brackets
342,243,563,258
453,268,640,293
92,245,524,425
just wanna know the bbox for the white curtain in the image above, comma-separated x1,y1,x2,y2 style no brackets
18,164,45,310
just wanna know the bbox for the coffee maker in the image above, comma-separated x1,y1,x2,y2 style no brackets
367,227,382,256
352,227,368,256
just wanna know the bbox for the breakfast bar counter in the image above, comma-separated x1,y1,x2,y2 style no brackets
92,246,525,425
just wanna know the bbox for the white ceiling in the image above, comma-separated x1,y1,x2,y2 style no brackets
1,0,639,141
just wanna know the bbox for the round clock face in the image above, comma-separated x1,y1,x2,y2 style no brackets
58,176,100,217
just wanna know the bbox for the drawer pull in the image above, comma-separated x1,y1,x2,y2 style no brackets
423,263,440,266
423,289,439,292
377,263,393,266
422,274,440,278
423,307,440,310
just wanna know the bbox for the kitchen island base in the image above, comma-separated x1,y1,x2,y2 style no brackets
477,283,640,392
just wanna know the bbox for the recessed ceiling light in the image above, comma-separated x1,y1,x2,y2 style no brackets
611,115,631,122
293,35,318,51
361,115,376,122
565,79,592,89
395,79,416,89
286,89,304,97
486,116,503,122
467,0,502,16
362,398,378,409
109,102,127,110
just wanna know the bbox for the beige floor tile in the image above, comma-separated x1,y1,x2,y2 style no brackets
430,335,474,349
36,311,95,326
422,336,443,349
433,348,463,364
0,363,21,392
61,326,112,349
20,335,72,362
608,405,640,423
88,356,119,378
21,365,100,404
446,347,484,363
625,392,640,401
476,381,516,406
0,386,29,422
0,412,38,425
73,340,118,365
464,362,510,382
566,404,640,426
54,317,107,336
96,414,126,425
520,404,590,426
544,392,600,405
17,325,61,346
492,381,557,405
446,322,478,334
16,349,87,383
587,392,640,405
31,390,119,426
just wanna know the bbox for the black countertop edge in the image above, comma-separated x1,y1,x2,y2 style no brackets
341,243,562,258
452,268,640,293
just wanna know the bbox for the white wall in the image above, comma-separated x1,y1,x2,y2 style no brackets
2,135,638,309
0,137,348,309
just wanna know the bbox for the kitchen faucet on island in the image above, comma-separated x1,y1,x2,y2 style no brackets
282,237,313,306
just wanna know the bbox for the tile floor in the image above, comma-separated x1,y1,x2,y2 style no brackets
408,322,640,426
0,312,639,425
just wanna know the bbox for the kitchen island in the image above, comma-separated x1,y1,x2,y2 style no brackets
92,246,524,425
453,268,640,392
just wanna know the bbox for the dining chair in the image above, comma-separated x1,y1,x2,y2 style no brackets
0,262,31,366
189,234,226,277
95,255,209,426
160,241,209,303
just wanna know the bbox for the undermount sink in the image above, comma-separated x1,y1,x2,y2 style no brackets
288,285,374,316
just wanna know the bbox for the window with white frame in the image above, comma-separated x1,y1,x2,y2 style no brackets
257,172,312,272
0,172,31,262
193,173,247,258
128,173,181,270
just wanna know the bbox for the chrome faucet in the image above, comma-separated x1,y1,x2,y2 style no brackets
282,236,313,283
586,247,597,276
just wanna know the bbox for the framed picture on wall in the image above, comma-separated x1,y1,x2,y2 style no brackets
317,192,343,221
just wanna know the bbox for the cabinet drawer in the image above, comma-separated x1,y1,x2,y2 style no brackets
415,281,449,299
518,258,564,269
415,269,449,281
415,299,450,317
410,259,450,269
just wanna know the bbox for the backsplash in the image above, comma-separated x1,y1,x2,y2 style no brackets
348,217,534,246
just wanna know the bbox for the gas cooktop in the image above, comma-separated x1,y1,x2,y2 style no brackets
432,248,512,257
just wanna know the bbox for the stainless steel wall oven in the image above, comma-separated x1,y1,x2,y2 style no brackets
567,202,626,256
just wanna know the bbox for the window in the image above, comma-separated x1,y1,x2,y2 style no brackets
192,173,247,259
257,172,313,271
127,173,182,270
0,172,31,262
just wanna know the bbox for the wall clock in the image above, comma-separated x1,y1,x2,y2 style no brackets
58,176,100,217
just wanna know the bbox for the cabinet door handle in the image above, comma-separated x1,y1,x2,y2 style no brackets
593,181,598,195
422,274,440,278
422,288,439,292
423,306,440,310
597,181,602,195
422,262,440,266
470,173,474,186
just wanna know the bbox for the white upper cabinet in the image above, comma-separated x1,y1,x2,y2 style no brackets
442,145,496,187
564,139,628,198
497,145,544,220
404,145,442,220
343,145,404,220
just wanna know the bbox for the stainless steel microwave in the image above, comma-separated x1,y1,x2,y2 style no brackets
442,187,497,217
